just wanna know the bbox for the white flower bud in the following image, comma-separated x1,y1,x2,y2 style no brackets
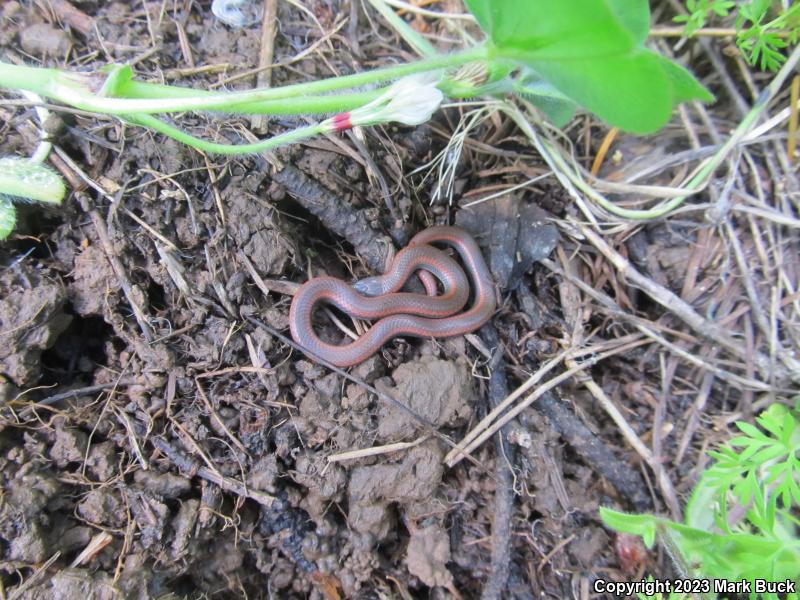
325,72,444,132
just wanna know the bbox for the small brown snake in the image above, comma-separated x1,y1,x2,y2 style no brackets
289,226,496,367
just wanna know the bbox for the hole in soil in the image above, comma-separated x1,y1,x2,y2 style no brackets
40,312,114,386
147,280,167,312
166,574,197,596
5,212,61,259
273,197,353,265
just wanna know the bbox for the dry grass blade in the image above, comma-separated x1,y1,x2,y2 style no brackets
442,347,570,465
789,75,799,162
590,127,619,176
69,532,113,568
564,218,800,384
445,341,648,468
327,437,429,463
540,256,774,391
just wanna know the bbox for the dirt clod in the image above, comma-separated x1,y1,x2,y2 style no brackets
133,470,191,498
77,489,125,528
0,465,61,562
0,265,71,385
69,245,115,316
347,440,445,539
19,22,71,57
376,358,475,440
50,423,88,467
406,523,455,589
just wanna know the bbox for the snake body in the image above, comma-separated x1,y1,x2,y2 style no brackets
289,226,495,367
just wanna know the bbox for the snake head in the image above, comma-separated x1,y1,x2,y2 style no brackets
353,276,384,296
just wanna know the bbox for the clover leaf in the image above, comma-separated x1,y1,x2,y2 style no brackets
465,0,714,133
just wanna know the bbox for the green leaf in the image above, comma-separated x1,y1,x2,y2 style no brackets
465,0,714,133
467,0,636,58
521,49,674,133
464,0,491,34
737,421,770,440
751,445,789,465
765,492,777,531
529,95,577,127
0,197,16,240
790,475,800,506
599,507,657,547
654,53,715,104
758,413,786,440
0,157,66,204
728,435,767,448
606,0,651,43
686,476,719,530
514,78,577,126
98,63,134,97
707,448,738,461
712,1,734,17
781,410,796,444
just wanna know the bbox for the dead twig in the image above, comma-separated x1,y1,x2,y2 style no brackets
327,436,428,463
149,431,277,508
8,379,137,420
252,0,279,133
7,552,60,600
480,325,515,600
40,0,95,36
76,195,155,344
195,378,250,458
445,345,649,469
444,337,649,467
269,162,394,272
541,257,773,391
534,391,653,511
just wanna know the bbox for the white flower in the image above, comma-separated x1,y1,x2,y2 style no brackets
327,73,444,132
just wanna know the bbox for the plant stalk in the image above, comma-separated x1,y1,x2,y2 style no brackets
0,46,488,116
121,81,383,115
126,113,329,155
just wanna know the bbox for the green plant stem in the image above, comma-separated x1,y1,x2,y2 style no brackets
125,113,329,155
0,46,487,115
120,81,382,115
0,63,62,96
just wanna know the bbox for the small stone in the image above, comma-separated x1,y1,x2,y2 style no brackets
19,23,71,57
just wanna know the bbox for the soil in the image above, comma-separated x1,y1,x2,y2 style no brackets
1,1,797,599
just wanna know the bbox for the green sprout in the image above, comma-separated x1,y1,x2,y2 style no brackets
674,0,736,37
675,0,800,71
601,402,800,599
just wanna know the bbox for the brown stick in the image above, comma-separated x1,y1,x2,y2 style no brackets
252,0,279,133
74,194,155,344
270,163,394,272
149,434,277,507
480,325,515,600
41,0,95,36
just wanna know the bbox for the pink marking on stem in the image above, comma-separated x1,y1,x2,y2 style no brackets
332,112,352,132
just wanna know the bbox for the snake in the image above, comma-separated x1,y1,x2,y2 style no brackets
289,226,496,367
